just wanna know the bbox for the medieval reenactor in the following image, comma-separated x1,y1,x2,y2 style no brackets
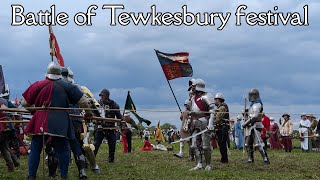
0,94,20,172
308,114,318,150
59,66,93,179
21,62,93,180
299,113,310,152
280,113,293,152
243,88,270,164
269,117,281,150
214,92,230,163
94,89,122,163
167,127,175,143
174,99,192,158
121,110,139,153
261,113,271,150
234,115,244,150
189,79,215,171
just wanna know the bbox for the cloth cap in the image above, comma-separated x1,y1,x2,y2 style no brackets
99,89,110,96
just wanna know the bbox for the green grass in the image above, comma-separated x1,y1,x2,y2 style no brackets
1,137,319,179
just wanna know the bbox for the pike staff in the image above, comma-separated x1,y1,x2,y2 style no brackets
242,95,247,157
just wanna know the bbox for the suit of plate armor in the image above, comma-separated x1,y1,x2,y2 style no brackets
243,88,270,164
189,79,215,171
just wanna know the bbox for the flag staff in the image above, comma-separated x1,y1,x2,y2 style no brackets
48,25,54,62
165,79,182,113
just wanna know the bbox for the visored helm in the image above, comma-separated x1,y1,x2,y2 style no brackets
46,62,62,80
248,88,260,102
188,78,196,91
237,115,242,120
214,93,224,100
195,79,206,92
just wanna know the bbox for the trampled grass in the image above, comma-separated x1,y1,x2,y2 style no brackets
0,137,319,179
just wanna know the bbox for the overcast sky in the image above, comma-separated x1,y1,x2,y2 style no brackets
0,0,319,129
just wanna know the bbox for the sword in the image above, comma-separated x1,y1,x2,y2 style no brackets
171,129,208,144
253,127,266,154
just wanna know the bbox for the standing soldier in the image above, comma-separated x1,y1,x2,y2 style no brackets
308,114,318,150
0,94,20,172
299,113,310,152
213,93,230,163
243,88,270,164
21,62,93,180
121,110,139,153
269,117,281,150
167,127,175,143
261,113,271,150
94,89,122,163
189,79,215,171
280,113,293,152
60,67,89,179
234,115,244,150
174,99,191,158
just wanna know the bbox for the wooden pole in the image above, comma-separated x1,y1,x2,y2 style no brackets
166,79,182,113
49,25,54,62
242,96,246,157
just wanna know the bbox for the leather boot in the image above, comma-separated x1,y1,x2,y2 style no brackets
7,162,15,172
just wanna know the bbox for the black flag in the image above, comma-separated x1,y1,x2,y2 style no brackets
124,91,151,126
0,65,5,94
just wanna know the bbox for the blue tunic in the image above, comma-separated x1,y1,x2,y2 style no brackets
234,121,244,148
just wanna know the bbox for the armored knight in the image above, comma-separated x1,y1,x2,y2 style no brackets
189,79,215,171
243,88,270,164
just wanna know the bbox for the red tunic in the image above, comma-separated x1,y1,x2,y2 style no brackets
22,79,83,138
269,123,282,149
261,115,271,139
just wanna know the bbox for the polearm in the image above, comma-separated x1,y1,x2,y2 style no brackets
154,50,182,113
48,25,54,62
0,108,120,122
166,79,182,113
242,95,247,156
70,114,121,123
0,120,30,123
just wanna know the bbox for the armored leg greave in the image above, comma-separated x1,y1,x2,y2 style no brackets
46,145,58,177
84,146,100,174
189,145,195,161
48,154,58,177
258,147,270,164
245,135,254,163
75,154,88,179
203,148,211,166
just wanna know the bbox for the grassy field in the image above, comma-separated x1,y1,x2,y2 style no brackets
0,137,319,180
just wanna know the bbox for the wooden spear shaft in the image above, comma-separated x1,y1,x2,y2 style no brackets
49,25,54,62
0,120,30,123
0,108,120,122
